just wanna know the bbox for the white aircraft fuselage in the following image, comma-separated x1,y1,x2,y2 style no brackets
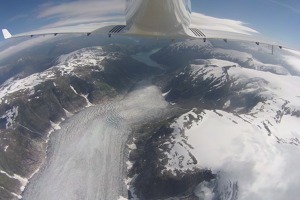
125,0,192,37
1,0,285,51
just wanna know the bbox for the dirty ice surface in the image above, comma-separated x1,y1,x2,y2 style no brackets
23,83,169,200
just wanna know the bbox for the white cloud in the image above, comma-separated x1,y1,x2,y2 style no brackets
191,12,258,35
9,14,29,22
282,49,300,74
38,0,125,28
285,49,300,57
36,0,257,36
38,0,123,18
40,15,124,29
283,55,300,74
0,36,54,61
0,0,125,60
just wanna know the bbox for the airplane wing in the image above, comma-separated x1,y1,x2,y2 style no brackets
2,22,128,39
2,21,289,52
187,26,285,50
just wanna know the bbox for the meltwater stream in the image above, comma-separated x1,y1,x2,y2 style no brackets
23,83,169,200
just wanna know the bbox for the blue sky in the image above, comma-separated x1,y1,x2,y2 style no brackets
0,0,300,49
193,0,300,48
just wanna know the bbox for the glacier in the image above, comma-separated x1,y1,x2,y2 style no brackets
22,83,169,200
1,39,300,199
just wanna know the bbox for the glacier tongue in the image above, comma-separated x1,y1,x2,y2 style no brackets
23,83,169,200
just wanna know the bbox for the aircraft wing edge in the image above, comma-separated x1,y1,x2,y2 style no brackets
1,23,128,40
186,27,289,50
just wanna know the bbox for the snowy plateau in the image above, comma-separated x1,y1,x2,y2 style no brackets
0,38,300,200
145,40,300,200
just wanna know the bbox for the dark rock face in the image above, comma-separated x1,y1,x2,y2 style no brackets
131,122,216,200
159,62,266,114
101,53,160,92
163,64,231,109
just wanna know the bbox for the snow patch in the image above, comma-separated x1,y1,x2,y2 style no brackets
118,196,128,200
207,58,238,68
50,121,61,131
80,94,93,107
1,106,19,129
127,143,137,150
223,100,231,109
4,145,8,152
126,161,133,170
0,71,55,101
63,108,73,117
162,89,171,97
70,85,93,107
57,47,105,76
124,177,132,190
70,85,78,94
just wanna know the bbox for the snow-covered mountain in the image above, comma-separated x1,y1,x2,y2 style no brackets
0,44,159,199
1,38,300,200
130,40,300,200
161,60,300,199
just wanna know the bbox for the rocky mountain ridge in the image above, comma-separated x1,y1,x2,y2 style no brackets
129,40,300,200
0,39,300,200
0,44,159,199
